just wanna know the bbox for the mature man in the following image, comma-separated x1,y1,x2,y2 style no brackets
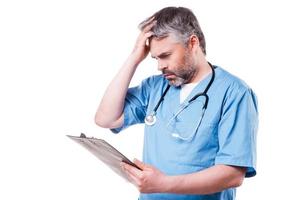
95,6,258,200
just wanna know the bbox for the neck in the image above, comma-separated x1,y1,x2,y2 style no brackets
188,60,212,83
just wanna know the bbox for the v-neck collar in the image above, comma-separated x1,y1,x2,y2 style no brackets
164,71,213,117
180,70,214,106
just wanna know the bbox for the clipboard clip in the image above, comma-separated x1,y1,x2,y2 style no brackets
80,133,87,138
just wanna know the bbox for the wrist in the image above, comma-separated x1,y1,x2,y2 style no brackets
125,53,141,67
161,175,182,193
128,50,146,65
121,54,140,71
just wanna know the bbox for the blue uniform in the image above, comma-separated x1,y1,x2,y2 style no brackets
112,66,258,200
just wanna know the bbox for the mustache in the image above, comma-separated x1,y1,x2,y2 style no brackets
162,69,176,75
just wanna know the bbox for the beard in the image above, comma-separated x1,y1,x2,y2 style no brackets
163,53,197,87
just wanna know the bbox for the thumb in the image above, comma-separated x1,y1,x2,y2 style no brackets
133,158,147,170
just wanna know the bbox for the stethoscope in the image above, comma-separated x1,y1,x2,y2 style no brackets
144,62,216,131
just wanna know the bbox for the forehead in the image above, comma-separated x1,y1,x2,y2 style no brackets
150,35,184,57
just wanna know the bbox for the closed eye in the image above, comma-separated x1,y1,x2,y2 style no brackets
157,52,172,59
159,54,170,59
151,52,172,59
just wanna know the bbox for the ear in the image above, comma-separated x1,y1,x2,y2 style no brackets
188,35,200,51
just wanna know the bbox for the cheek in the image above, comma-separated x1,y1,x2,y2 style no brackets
170,54,186,69
185,56,194,67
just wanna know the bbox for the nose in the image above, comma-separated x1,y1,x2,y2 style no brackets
157,60,167,71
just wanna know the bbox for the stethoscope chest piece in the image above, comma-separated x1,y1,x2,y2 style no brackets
144,114,156,126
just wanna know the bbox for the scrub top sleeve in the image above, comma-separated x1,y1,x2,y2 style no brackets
215,87,258,177
110,78,151,133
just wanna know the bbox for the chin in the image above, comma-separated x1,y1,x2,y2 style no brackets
168,78,185,87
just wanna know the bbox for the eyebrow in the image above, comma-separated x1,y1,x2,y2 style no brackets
151,51,172,59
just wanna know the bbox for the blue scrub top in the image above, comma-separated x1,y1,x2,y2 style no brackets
111,66,258,200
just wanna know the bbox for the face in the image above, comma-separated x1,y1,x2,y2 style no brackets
150,35,197,87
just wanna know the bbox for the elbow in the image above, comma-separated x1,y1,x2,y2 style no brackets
94,113,110,128
94,111,122,129
230,170,246,188
223,166,246,189
232,176,244,188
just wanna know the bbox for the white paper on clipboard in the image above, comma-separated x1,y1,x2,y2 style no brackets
67,133,141,182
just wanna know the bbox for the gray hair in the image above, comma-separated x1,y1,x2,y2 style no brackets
139,7,206,55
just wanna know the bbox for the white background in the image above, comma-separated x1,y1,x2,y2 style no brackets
1,0,299,199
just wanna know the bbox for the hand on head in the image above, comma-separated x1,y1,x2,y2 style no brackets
131,18,156,64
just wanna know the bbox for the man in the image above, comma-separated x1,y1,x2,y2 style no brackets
95,7,258,200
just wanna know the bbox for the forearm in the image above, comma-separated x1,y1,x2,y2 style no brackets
95,20,155,128
95,55,140,128
164,165,246,195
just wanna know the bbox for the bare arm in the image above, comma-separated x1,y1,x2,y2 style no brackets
121,159,246,194
95,20,156,129
164,164,246,194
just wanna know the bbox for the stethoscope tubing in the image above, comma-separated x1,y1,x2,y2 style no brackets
145,62,215,126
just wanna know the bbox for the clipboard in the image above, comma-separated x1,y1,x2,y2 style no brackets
67,133,141,182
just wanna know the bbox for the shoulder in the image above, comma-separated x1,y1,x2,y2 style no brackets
214,66,254,96
212,66,258,110
140,74,168,89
